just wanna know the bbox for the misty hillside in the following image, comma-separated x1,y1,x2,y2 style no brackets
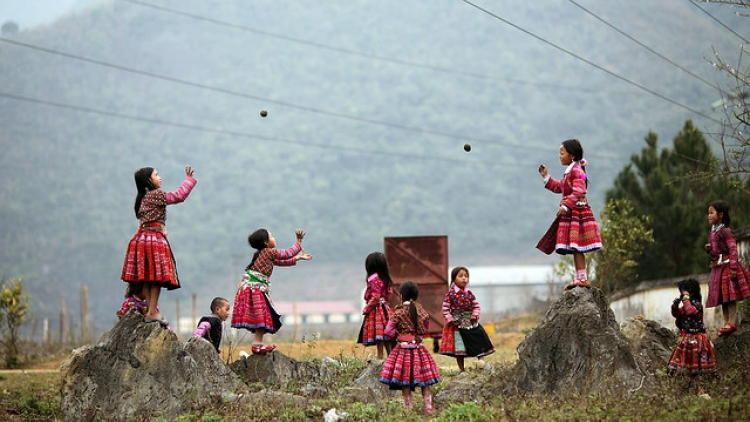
0,0,745,335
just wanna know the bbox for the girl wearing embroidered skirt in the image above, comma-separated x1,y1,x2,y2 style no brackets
357,252,394,359
438,266,494,371
380,281,441,414
668,278,715,375
231,228,312,354
121,166,196,326
537,139,602,290
705,200,750,337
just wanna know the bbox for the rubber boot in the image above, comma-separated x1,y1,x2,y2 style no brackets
402,395,413,410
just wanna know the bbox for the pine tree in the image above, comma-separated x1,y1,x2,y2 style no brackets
606,120,750,281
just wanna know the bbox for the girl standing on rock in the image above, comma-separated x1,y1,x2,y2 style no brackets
231,228,312,354
357,252,394,359
667,278,715,375
121,166,197,326
380,281,441,414
705,200,750,337
537,139,602,290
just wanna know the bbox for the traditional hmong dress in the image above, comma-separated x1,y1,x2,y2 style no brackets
230,242,301,334
121,176,197,290
438,286,494,357
540,161,602,255
705,224,750,308
667,296,716,375
193,314,223,353
380,302,441,390
357,273,393,345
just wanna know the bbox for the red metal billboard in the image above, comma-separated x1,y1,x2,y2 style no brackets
384,235,449,338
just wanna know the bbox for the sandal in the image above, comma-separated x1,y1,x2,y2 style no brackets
251,344,276,355
144,317,169,327
718,324,737,337
564,279,591,291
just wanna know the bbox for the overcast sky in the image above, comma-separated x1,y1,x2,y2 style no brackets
0,0,102,29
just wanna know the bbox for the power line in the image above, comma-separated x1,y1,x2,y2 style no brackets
0,90,524,167
567,0,721,91
0,36,576,156
687,0,749,44
458,0,723,125
118,0,597,93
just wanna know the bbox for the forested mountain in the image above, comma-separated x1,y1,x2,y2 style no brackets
0,0,745,336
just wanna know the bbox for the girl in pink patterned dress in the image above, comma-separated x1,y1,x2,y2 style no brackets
231,228,312,354
537,139,602,290
380,281,441,414
438,266,494,372
121,166,197,326
705,200,750,337
357,252,394,359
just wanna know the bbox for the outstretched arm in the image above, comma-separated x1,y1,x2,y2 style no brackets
165,167,197,204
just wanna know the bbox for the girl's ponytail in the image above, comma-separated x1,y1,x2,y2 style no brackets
408,301,418,328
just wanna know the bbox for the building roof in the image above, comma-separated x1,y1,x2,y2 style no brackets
274,301,358,315
464,265,556,287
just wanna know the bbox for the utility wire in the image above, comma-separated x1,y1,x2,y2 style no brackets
567,0,720,91
0,36,573,156
458,0,723,124
0,91,524,167
687,0,749,44
118,0,595,92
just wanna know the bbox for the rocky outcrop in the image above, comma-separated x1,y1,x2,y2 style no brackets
60,311,245,422
619,315,677,374
228,348,335,388
713,323,750,366
338,358,398,402
512,287,647,396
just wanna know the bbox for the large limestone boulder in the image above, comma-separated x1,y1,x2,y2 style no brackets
512,287,646,396
338,358,398,403
713,323,750,366
60,311,245,422
434,370,491,405
228,349,336,389
619,316,677,374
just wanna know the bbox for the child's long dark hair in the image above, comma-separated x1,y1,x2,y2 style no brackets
709,200,731,226
125,282,143,298
399,280,419,328
676,278,702,303
133,167,156,217
450,266,469,289
245,228,270,271
562,138,588,187
365,252,394,291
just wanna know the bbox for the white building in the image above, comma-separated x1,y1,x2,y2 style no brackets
462,265,560,319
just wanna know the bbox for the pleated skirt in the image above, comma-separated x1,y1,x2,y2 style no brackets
121,229,180,290
380,343,441,390
667,333,716,375
357,301,393,345
555,206,602,254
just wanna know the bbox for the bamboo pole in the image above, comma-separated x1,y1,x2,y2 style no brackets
80,286,90,342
